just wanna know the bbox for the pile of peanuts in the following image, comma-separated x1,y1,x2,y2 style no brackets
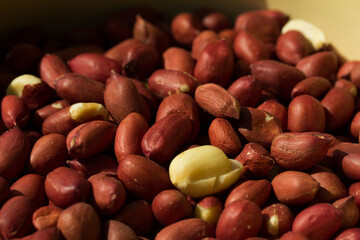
1,6,360,240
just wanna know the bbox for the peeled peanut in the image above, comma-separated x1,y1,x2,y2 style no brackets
235,142,275,179
148,69,200,99
225,179,272,207
66,120,117,159
141,113,193,163
162,47,195,75
216,200,262,240
117,154,172,200
261,203,294,237
170,12,203,46
6,74,54,110
169,145,244,198
101,220,138,240
333,196,360,229
195,83,240,119
275,30,313,65
29,133,68,175
32,205,62,230
67,154,117,177
292,203,342,240
152,189,193,226
67,53,121,83
1,94,30,129
291,76,332,99
227,75,262,108
321,87,355,131
271,171,320,205
233,30,270,64
54,73,105,104
250,59,305,101
287,95,326,132
45,166,90,208
194,196,223,224
296,51,338,81
194,40,234,87
10,174,46,207
42,102,109,135
0,196,36,239
0,127,31,181
235,107,283,148
39,54,70,89
113,200,154,236
155,218,214,240
103,71,142,123
271,132,332,170
57,202,100,240
191,30,219,60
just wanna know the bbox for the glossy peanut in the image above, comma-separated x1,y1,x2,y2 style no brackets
117,154,172,200
103,71,142,123
194,196,223,224
54,73,105,104
194,40,234,87
39,54,70,89
233,30,270,64
57,202,100,240
66,120,117,159
101,220,138,240
156,218,214,240
10,174,46,207
31,100,69,130
29,133,68,175
235,107,283,148
148,69,200,99
141,113,193,163
191,30,219,60
287,95,326,132
276,30,313,65
333,196,360,229
291,76,332,99
227,75,262,107
67,53,121,83
261,203,294,237
0,196,36,239
152,189,193,226
195,83,240,119
113,200,155,236
1,94,30,129
45,166,90,208
250,59,305,101
208,118,242,156
0,176,10,207
0,127,31,181
170,12,203,46
271,171,320,205
235,142,275,179
321,87,355,131
216,200,262,240
257,99,288,130
162,47,194,75
292,203,342,240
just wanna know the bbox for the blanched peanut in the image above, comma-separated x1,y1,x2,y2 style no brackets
169,145,244,198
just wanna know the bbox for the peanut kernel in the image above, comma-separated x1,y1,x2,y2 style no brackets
69,102,109,122
169,145,244,198
6,74,42,97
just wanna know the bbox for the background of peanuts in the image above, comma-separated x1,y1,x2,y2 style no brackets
0,0,359,60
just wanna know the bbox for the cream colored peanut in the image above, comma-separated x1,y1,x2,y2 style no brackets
169,145,244,198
